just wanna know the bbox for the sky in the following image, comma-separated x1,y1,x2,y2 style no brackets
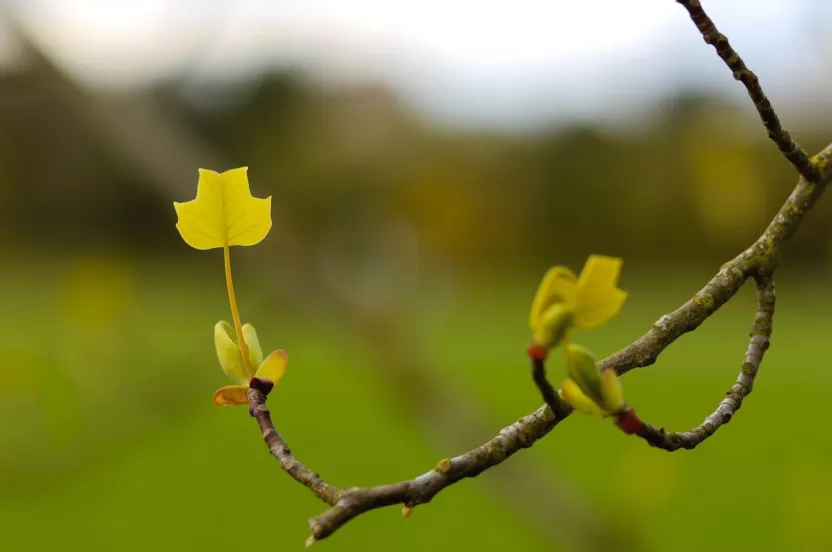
6,0,832,131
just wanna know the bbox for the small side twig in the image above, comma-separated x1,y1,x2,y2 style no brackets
627,276,775,450
531,357,570,417
675,0,820,182
247,384,341,506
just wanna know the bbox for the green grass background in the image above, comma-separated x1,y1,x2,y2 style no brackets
1,256,830,551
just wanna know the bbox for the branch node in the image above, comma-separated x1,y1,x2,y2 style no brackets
249,376,274,395
434,458,453,475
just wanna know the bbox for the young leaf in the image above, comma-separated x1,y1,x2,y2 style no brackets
529,266,577,330
173,167,272,250
213,385,250,406
214,321,248,385
572,255,628,329
255,350,288,384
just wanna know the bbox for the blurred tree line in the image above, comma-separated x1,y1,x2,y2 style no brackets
2,60,831,269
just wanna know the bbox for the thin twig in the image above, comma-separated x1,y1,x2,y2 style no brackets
629,276,775,450
247,383,341,506
675,0,820,182
531,357,568,416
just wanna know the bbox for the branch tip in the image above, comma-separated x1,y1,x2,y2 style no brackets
675,0,819,181
249,376,274,395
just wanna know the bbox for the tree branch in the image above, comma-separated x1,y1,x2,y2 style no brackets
247,138,832,547
628,276,775,450
320,300,628,551
247,382,341,506
675,0,820,182
241,2,832,544
305,403,573,545
600,138,830,379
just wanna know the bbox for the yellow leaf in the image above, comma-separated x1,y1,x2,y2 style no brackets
255,350,288,385
573,255,627,329
560,379,604,416
529,266,577,330
173,167,272,250
213,385,249,406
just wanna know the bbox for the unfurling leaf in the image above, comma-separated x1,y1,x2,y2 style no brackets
534,303,574,350
242,323,264,369
564,343,606,407
529,266,577,331
562,343,626,416
213,385,249,406
214,321,247,385
528,255,627,355
212,344,289,407
255,350,288,384
572,256,628,329
214,321,262,384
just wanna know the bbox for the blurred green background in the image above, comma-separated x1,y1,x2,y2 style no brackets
2,1,832,551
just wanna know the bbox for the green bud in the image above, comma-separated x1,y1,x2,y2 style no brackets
564,344,626,414
533,304,574,350
564,344,606,407
214,321,265,384
242,323,263,370
215,321,247,385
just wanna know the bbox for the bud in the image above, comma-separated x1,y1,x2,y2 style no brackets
562,344,626,416
214,321,266,383
528,266,579,355
532,304,574,351
242,322,264,370
564,343,606,406
214,321,247,385
560,379,603,416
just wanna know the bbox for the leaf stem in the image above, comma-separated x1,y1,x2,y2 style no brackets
224,244,253,379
